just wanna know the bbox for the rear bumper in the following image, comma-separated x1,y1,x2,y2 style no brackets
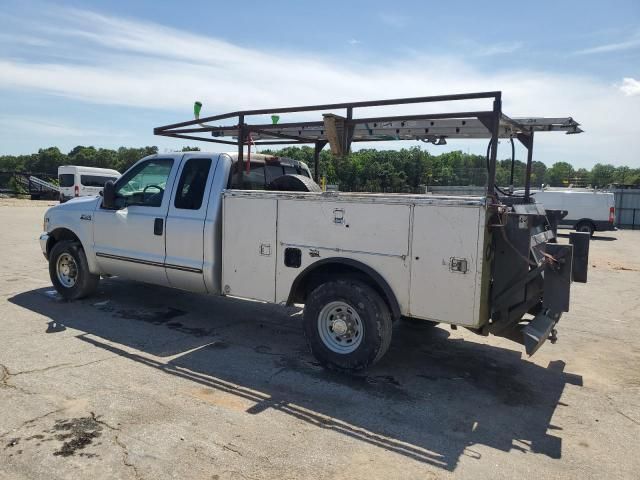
39,233,49,260
594,220,616,232
489,203,588,356
560,219,616,232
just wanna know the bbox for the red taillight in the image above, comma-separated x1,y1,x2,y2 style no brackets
609,206,615,223
74,185,79,197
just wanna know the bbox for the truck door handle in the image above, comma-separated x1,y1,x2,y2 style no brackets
154,218,164,236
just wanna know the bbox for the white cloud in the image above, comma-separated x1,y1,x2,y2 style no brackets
0,116,130,138
0,7,638,166
348,39,362,45
575,32,640,55
0,32,51,47
619,77,640,96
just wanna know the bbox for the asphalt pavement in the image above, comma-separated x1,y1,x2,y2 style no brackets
1,201,639,479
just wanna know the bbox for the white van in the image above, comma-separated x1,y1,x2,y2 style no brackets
530,188,616,235
58,166,120,203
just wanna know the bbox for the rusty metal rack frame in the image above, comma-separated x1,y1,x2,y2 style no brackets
154,91,582,200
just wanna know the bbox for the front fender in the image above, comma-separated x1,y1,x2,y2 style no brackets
45,197,101,274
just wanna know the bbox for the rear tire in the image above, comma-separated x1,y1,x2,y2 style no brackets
49,240,99,300
576,221,595,237
303,279,392,372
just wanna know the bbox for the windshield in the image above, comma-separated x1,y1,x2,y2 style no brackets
114,159,173,207
59,174,75,188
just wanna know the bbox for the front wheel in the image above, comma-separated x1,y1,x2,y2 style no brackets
303,279,392,372
49,240,99,300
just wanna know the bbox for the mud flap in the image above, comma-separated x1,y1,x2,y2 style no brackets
522,311,558,356
569,231,590,283
542,243,573,313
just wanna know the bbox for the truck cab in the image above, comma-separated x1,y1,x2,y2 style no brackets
42,152,316,295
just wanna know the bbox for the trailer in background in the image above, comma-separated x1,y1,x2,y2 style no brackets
0,171,59,200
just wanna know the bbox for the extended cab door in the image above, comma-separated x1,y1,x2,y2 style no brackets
93,158,177,286
164,155,217,293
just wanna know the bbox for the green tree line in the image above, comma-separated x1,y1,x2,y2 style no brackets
1,145,638,192
266,146,639,190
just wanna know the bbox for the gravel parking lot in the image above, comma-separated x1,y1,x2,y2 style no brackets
1,199,639,479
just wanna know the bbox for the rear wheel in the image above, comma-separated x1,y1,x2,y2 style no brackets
49,240,99,300
303,279,392,372
576,221,595,237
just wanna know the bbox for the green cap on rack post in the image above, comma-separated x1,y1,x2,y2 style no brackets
194,101,203,119
271,115,280,125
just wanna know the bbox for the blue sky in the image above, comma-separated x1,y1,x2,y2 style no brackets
1,0,639,167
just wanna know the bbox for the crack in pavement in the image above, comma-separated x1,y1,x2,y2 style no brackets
115,435,143,480
605,394,640,426
221,443,243,456
0,363,36,396
2,356,118,381
0,408,65,439
0,364,9,387
0,358,117,398
89,411,120,431
10,363,74,377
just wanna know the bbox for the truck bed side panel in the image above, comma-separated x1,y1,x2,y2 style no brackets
221,191,486,326
409,204,483,326
275,198,411,309
276,200,411,255
222,196,277,302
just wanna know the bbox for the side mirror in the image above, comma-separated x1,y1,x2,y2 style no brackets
102,181,116,209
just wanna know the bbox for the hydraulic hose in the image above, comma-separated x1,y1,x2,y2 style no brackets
486,137,523,197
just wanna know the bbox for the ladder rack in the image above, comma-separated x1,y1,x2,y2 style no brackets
154,91,583,200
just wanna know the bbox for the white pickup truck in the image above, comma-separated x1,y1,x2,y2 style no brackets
39,92,590,371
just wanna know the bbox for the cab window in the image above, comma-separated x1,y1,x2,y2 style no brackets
81,175,117,188
174,158,212,210
265,165,284,184
114,159,173,208
230,161,267,190
230,160,311,189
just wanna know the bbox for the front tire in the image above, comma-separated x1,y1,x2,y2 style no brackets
303,279,392,372
49,240,99,300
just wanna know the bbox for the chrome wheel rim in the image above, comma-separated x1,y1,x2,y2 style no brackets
317,301,363,354
56,253,78,288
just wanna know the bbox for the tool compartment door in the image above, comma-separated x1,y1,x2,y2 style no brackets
222,195,277,302
410,204,482,326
